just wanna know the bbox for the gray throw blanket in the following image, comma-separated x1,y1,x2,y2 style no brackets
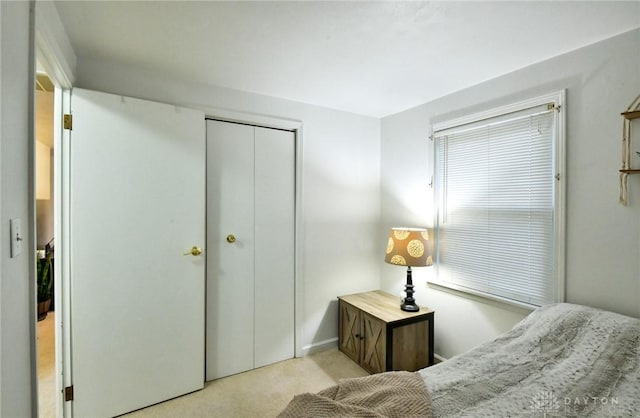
278,371,433,417
420,303,640,417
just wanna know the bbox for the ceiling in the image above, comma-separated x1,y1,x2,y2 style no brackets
54,1,640,118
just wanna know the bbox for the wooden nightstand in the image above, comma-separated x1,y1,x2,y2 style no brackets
337,290,434,374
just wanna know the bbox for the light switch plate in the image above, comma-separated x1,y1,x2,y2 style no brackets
10,218,23,258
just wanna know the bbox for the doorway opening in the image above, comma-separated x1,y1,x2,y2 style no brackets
35,69,56,417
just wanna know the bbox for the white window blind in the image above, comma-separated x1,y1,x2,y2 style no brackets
433,95,564,307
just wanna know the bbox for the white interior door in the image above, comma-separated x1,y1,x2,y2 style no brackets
69,88,205,417
206,120,295,380
206,121,255,379
254,127,295,368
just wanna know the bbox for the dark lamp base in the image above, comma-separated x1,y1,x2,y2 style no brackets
400,302,420,312
400,266,420,312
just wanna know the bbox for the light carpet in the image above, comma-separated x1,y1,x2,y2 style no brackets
37,316,368,418
123,347,369,417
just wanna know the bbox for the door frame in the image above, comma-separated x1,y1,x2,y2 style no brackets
202,107,304,359
34,4,74,416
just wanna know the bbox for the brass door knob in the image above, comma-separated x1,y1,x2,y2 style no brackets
183,246,203,256
226,234,236,243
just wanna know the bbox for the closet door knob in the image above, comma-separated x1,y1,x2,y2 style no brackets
183,246,203,256
226,234,236,243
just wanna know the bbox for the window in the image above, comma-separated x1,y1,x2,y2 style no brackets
432,92,565,308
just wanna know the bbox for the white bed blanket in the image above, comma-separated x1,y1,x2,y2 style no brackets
420,303,640,417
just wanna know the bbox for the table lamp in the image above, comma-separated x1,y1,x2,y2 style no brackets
384,227,432,312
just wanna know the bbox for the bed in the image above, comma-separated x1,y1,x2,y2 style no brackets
279,303,640,417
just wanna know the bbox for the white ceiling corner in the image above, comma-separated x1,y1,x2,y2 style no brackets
53,1,640,117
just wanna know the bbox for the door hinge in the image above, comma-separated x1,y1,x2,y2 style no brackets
63,114,73,130
64,385,74,401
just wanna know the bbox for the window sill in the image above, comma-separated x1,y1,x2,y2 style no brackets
427,280,537,316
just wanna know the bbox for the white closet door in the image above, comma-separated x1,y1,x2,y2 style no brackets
254,127,295,368
206,120,295,380
69,88,205,417
206,121,255,379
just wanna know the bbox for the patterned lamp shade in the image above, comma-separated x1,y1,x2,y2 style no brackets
384,227,433,267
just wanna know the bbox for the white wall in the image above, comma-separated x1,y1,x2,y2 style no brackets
74,57,381,353
1,1,36,416
381,28,640,359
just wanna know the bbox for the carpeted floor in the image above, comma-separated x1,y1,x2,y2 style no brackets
37,317,368,418
123,347,369,417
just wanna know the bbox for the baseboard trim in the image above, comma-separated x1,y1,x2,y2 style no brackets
301,339,448,365
300,338,338,356
433,353,447,364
